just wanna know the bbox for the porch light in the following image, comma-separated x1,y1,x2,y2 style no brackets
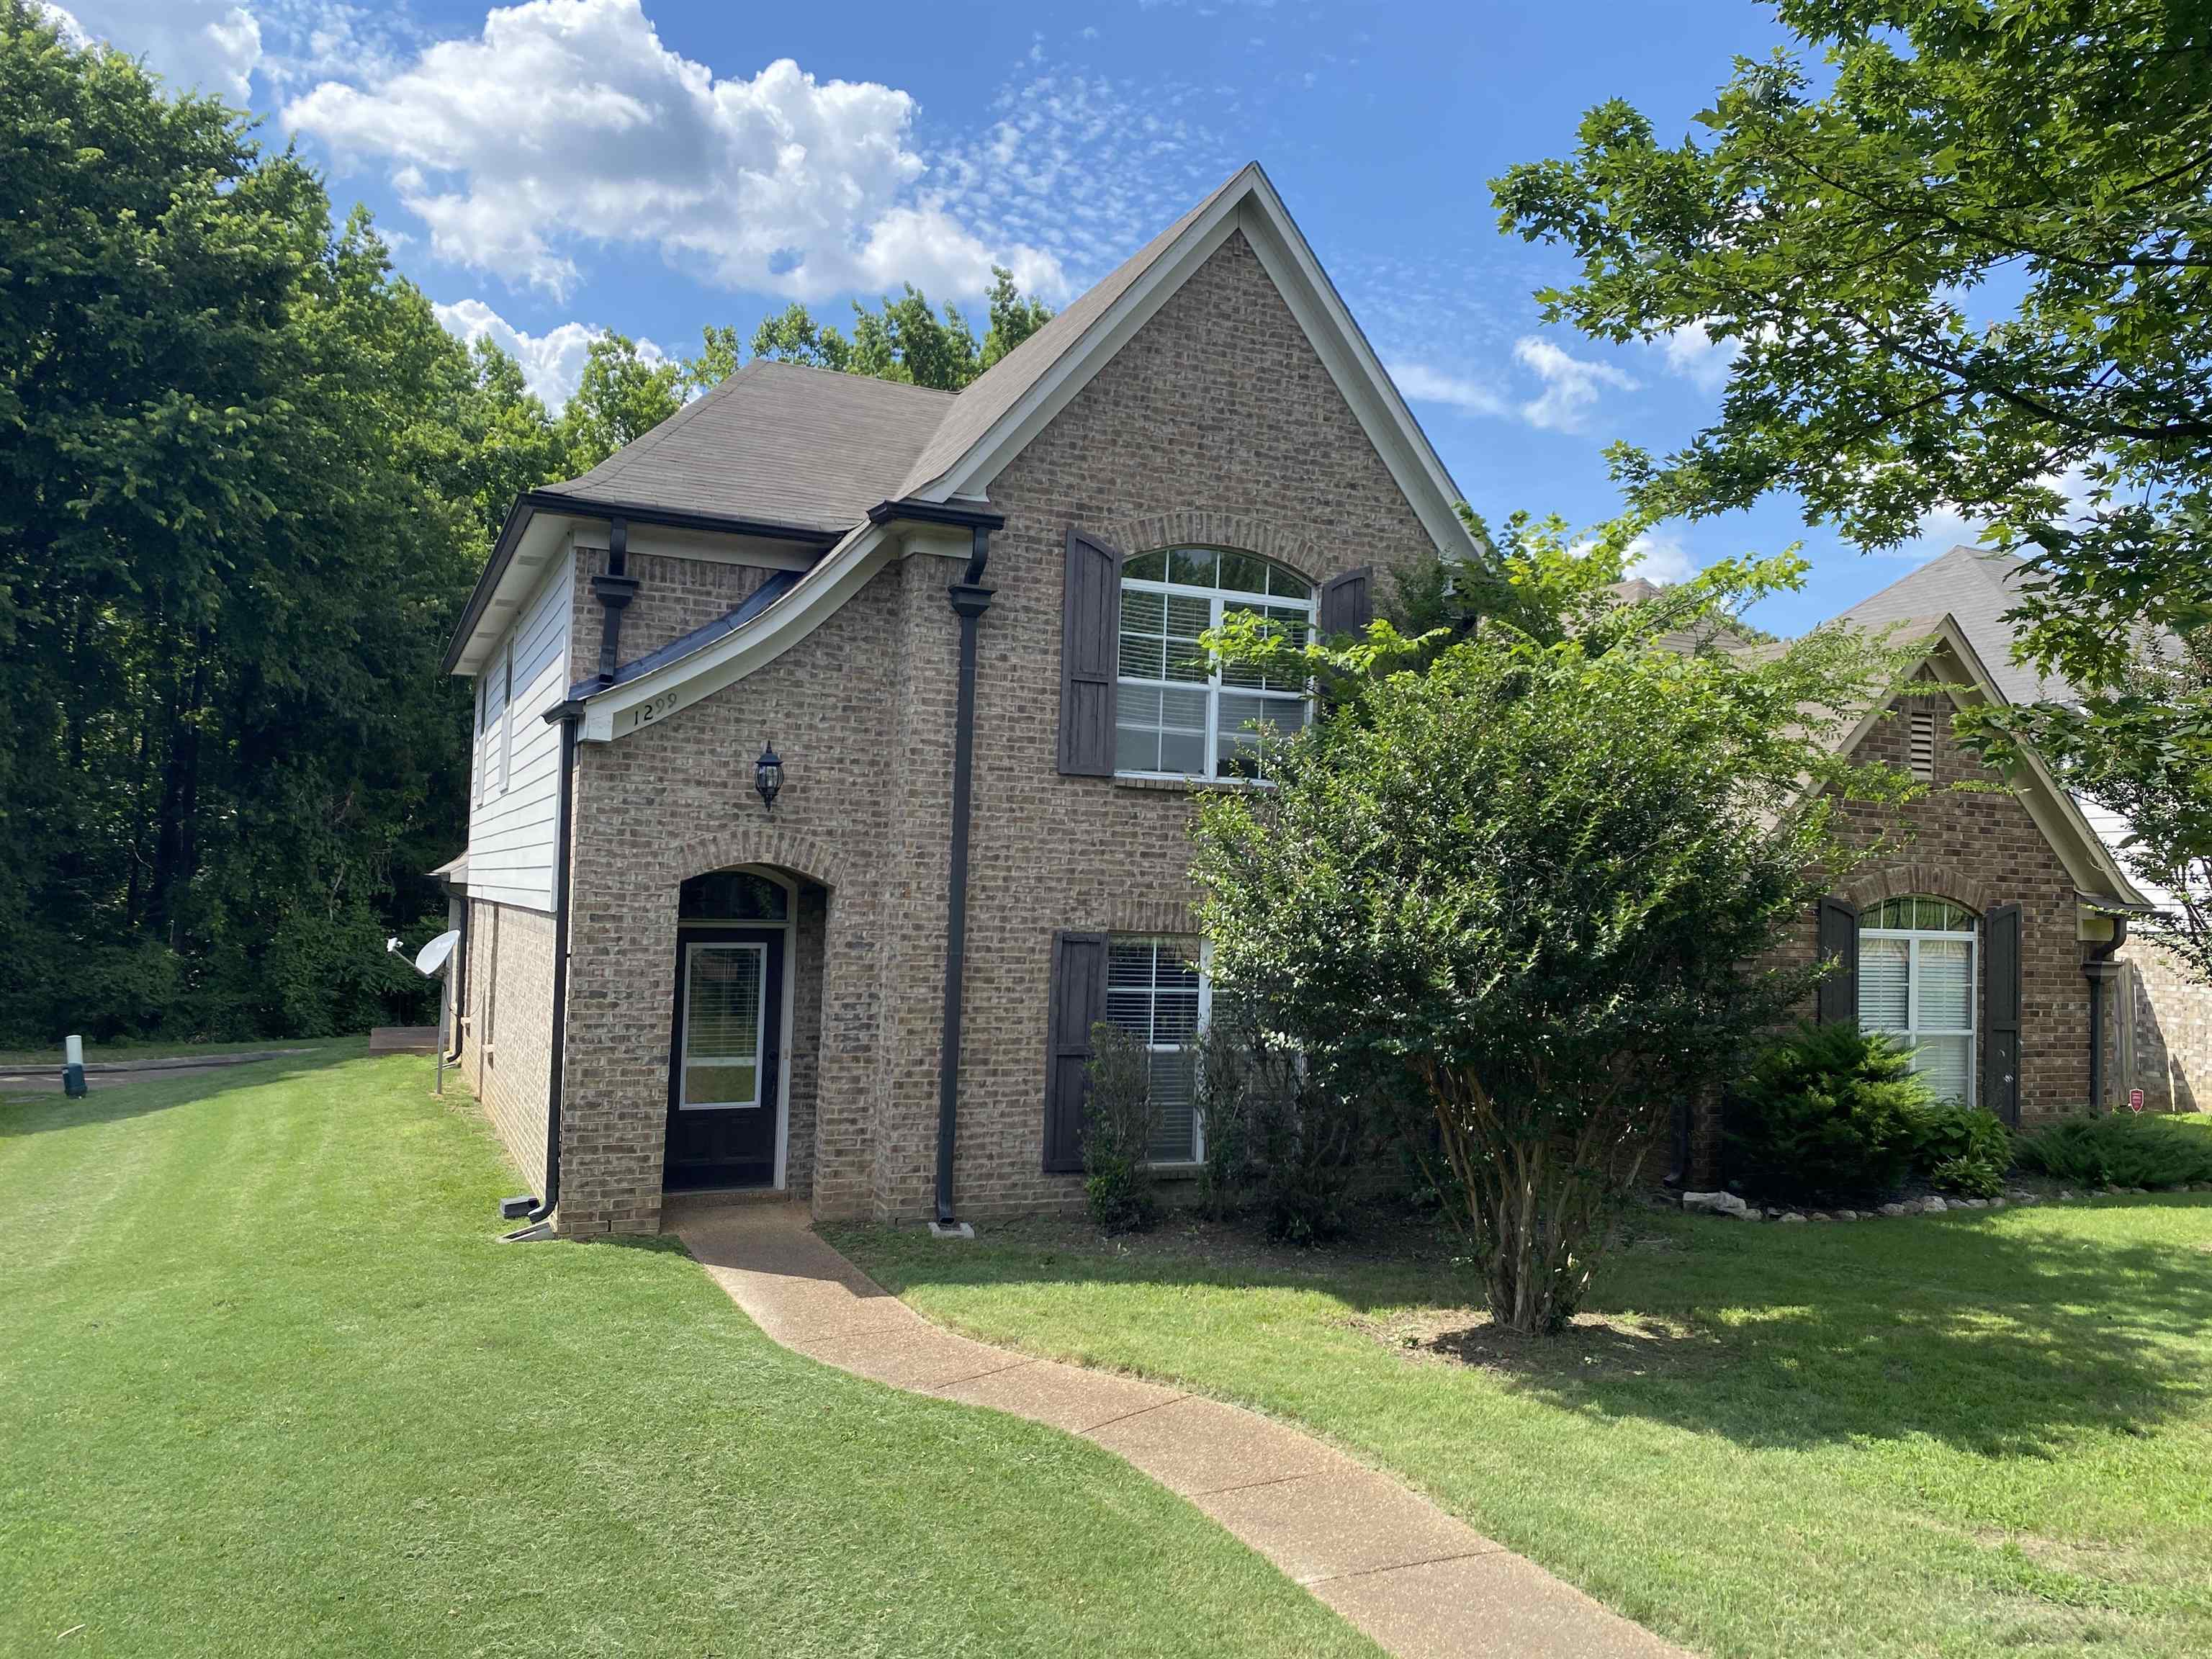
754,739,783,814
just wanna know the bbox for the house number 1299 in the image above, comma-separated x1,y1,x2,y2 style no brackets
629,691,682,729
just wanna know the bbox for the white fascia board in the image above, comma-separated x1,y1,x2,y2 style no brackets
579,523,889,743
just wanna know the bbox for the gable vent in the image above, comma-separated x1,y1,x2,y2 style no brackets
1908,708,1938,781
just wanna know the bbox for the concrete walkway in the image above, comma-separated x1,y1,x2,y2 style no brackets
671,1200,1688,1659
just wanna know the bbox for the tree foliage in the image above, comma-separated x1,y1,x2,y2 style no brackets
0,5,557,1041
685,267,1055,394
1493,0,2212,970
1193,536,1913,1332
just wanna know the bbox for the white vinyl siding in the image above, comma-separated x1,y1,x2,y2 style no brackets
464,552,574,912
1858,896,1977,1105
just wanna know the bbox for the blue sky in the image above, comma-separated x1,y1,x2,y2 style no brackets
50,0,1979,634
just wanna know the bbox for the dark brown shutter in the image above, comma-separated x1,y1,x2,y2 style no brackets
1042,931,1109,1172
1318,565,1375,635
1815,896,1859,1025
1982,902,2023,1125
1058,529,1123,776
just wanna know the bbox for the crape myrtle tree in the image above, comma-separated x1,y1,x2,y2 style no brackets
1192,521,1912,1334
1492,0,2212,979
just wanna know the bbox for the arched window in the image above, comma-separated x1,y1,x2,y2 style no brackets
1858,896,1977,1103
1115,547,1314,780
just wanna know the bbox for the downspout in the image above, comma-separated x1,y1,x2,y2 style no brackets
591,517,639,684
934,523,996,1229
2085,912,2128,1113
519,707,580,1228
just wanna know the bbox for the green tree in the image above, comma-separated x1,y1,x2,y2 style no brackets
1492,0,2212,972
0,3,533,1042
682,323,744,395
717,272,1054,392
982,264,1053,367
1193,537,1909,1332
557,332,683,474
747,304,854,372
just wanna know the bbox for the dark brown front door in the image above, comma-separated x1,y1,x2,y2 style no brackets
665,927,783,1190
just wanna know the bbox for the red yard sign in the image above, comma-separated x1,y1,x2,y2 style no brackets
2128,1088,2146,1114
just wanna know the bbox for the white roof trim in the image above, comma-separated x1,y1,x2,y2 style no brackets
581,164,1485,737
925,165,1482,564
579,522,889,743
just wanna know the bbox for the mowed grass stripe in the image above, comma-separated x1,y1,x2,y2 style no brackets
1,1053,1378,1659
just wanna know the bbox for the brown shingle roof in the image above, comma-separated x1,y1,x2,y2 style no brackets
540,359,953,533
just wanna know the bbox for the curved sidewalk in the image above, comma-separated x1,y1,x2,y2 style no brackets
672,1200,1688,1659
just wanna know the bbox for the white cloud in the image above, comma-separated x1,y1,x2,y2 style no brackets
1625,530,1695,585
1387,361,1509,418
1658,319,1739,395
284,0,1064,303
57,0,263,98
1513,336,1639,434
434,296,663,409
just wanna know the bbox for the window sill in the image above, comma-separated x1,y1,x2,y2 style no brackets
1112,773,1274,796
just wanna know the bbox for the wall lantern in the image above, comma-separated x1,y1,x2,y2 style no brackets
754,739,783,814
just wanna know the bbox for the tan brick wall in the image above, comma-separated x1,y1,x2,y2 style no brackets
2120,936,2210,1112
461,897,555,1196
552,228,1441,1229
572,546,774,677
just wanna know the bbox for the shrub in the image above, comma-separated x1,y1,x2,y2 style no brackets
1928,1154,2008,1199
1081,1022,1162,1232
2015,1114,2212,1190
1907,1100,2013,1173
1728,1022,1937,1203
1192,1012,1374,1244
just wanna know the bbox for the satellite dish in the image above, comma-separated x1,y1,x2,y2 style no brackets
412,930,462,978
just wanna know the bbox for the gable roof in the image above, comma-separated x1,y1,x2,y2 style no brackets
1815,611,2146,907
889,172,1246,500
546,161,1485,742
541,360,953,534
1834,545,2066,706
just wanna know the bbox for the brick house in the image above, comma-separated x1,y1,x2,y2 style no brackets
435,165,2154,1236
1836,547,2208,1115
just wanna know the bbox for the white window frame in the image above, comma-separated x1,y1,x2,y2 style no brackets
1105,935,1212,1167
675,940,770,1112
1114,551,1315,782
1860,898,1978,1102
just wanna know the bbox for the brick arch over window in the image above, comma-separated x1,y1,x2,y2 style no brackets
1838,862,1998,917
1096,508,1323,587
670,824,854,896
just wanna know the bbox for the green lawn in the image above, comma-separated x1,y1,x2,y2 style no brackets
835,1172,2212,1659
1,1053,1375,1658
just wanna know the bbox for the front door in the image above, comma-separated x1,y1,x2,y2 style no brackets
665,927,783,1190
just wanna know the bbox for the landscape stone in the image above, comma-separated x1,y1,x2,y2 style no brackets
1921,1196,1948,1213
1879,1202,1909,1218
1780,1213,1807,1225
1681,1190,1750,1218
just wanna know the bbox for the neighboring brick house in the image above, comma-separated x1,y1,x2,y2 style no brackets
1678,615,2152,1184
435,165,2159,1236
1838,549,2208,1114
